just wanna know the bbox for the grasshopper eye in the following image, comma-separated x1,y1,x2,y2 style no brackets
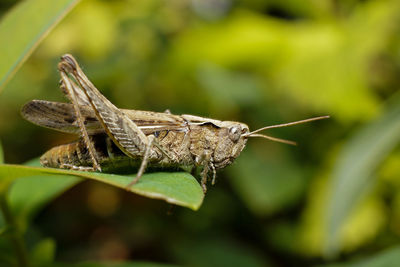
229,126,241,142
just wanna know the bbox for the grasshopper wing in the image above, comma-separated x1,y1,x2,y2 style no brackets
21,100,103,135
22,100,188,135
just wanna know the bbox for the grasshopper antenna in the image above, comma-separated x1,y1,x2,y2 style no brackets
243,115,329,145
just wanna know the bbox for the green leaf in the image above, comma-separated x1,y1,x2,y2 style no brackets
0,158,80,229
0,164,203,211
325,93,400,257
319,246,400,267
9,175,80,227
0,0,81,92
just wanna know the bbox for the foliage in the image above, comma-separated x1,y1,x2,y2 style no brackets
0,163,203,212
1,0,400,266
325,92,400,257
0,0,80,91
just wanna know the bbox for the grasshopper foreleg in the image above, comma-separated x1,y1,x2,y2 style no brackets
200,166,208,194
196,151,217,193
198,151,213,193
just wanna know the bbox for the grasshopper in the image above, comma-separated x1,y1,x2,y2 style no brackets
21,54,328,193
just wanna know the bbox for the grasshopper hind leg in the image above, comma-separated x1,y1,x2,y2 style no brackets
59,70,102,172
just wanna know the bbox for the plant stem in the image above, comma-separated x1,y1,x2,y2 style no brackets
0,194,29,267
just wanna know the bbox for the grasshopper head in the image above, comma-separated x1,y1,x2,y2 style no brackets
213,122,250,169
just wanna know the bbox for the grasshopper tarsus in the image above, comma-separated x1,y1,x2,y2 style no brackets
126,176,140,190
201,183,207,194
210,163,217,186
200,167,209,194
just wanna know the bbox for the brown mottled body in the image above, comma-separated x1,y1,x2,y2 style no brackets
22,54,328,193
40,122,248,175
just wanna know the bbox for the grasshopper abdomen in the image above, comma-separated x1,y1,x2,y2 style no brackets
40,135,140,172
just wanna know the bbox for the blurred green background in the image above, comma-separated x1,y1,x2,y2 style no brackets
1,0,400,266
